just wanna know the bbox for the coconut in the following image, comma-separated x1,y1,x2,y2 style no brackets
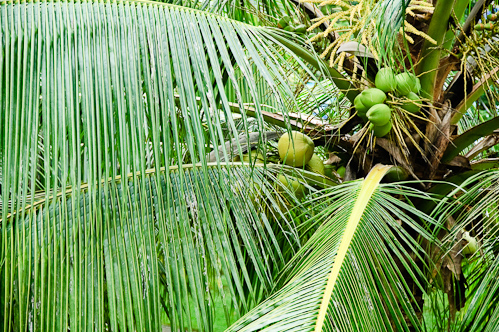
462,231,479,255
306,154,325,175
241,152,265,164
384,166,409,182
324,164,335,178
336,166,346,178
375,67,397,92
401,92,421,113
488,13,498,21
278,174,306,198
354,94,368,121
284,25,295,32
395,72,420,96
372,121,392,138
278,131,315,167
366,104,391,126
294,24,307,34
359,88,387,109
277,16,291,28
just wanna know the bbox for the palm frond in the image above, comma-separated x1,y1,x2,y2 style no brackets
0,1,318,330
226,165,436,332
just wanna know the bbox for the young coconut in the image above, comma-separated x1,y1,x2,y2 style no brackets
294,24,307,34
359,88,387,109
366,104,391,126
277,16,291,28
278,174,306,198
462,231,479,255
401,92,422,113
384,166,409,182
354,94,368,121
375,67,397,93
372,121,392,138
324,164,336,178
241,152,265,164
336,166,346,178
278,131,315,167
306,154,325,175
395,72,420,96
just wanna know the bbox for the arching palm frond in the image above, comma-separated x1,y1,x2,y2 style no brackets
0,1,319,331
227,165,436,332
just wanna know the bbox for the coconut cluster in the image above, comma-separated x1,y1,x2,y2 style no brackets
277,16,307,35
276,131,339,196
475,13,498,31
355,67,423,137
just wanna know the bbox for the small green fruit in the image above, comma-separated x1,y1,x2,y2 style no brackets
306,154,325,175
401,92,422,113
278,131,315,167
366,104,391,126
462,231,478,255
278,174,306,198
475,23,485,31
484,22,495,30
360,88,387,109
336,166,346,178
294,24,307,34
324,164,335,178
395,72,420,96
284,25,295,32
277,16,291,28
372,121,392,137
375,67,397,93
354,94,368,121
384,166,409,182
241,152,265,164
488,14,497,21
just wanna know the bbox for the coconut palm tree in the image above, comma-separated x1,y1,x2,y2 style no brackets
1,0,499,331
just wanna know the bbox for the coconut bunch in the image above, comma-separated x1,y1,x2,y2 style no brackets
276,131,341,197
354,67,423,138
277,16,307,35
475,13,498,31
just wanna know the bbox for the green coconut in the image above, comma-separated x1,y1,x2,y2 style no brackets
336,166,346,178
384,166,409,182
462,231,479,255
278,131,315,167
375,67,397,93
359,88,387,109
354,94,368,121
366,104,391,126
488,13,498,21
284,25,295,32
395,72,420,96
306,154,325,175
294,24,307,34
277,16,291,28
401,92,421,113
324,164,335,178
484,22,495,30
372,121,392,138
241,152,265,164
278,174,306,198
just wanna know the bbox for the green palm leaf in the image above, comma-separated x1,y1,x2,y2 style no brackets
0,1,316,330
227,165,435,332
